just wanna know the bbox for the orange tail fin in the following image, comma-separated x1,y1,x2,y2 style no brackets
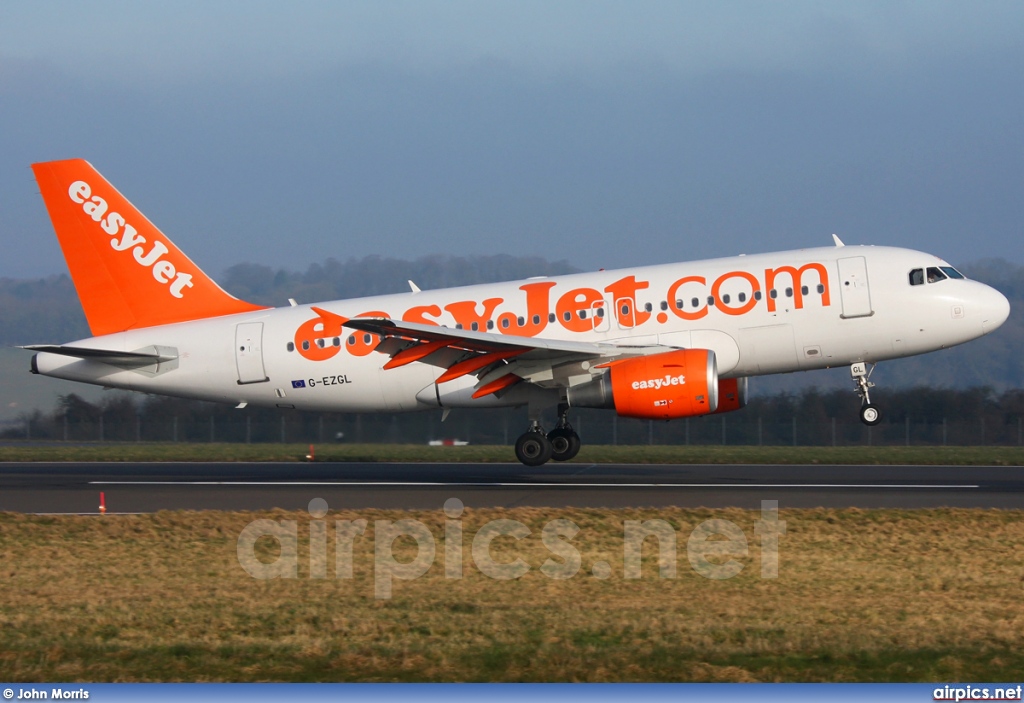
31,159,267,336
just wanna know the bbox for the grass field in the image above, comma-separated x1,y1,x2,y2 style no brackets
1,442,1024,464
2,506,1024,682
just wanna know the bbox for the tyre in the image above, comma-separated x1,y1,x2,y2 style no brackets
860,403,882,426
515,432,553,466
548,428,581,462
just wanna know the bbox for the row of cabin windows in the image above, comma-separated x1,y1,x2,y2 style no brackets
908,266,965,286
449,309,611,331
647,284,824,311
286,335,374,352
283,284,830,351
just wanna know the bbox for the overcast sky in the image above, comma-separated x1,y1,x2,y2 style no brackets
2,1,1022,280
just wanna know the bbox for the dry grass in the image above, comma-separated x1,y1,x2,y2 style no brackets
2,507,1024,681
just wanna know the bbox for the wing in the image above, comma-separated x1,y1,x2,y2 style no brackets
335,309,677,399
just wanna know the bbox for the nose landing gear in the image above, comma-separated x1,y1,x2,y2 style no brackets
514,403,581,466
851,362,881,426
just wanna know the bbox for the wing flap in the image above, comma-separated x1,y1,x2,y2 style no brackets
343,317,616,356
339,314,687,397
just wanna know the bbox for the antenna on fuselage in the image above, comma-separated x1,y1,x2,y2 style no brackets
832,233,846,247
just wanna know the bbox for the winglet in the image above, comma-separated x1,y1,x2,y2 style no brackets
31,159,267,336
832,233,845,247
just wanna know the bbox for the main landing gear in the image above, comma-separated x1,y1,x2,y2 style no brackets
514,403,581,466
851,362,881,426
548,405,582,462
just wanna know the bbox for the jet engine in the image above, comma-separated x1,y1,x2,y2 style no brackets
714,377,749,414
567,349,718,419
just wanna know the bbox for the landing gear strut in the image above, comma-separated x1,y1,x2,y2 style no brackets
851,362,881,426
547,403,581,462
514,403,582,466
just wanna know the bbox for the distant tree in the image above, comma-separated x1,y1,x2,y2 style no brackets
4,256,1022,392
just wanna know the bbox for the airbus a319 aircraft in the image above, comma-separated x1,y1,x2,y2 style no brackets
26,159,1010,465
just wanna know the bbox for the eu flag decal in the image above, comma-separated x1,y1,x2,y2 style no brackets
291,380,306,388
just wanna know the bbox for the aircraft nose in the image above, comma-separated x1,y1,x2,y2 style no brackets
978,285,1010,335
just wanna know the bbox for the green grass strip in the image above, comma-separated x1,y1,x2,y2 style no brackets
1,442,1023,464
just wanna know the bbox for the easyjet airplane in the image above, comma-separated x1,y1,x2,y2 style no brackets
25,159,1010,465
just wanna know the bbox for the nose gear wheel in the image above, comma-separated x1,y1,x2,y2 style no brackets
851,362,882,426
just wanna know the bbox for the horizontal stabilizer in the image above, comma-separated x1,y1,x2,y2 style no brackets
22,344,177,364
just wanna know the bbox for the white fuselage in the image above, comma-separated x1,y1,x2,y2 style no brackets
33,245,1010,413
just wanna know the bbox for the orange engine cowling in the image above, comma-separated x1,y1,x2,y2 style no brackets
713,377,749,414
567,349,718,420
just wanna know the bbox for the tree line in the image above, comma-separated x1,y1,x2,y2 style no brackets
0,254,579,346
3,255,1022,391
7,385,1024,447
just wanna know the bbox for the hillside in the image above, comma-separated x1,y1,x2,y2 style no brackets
2,255,1020,424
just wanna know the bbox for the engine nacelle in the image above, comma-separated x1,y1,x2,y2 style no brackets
567,349,718,419
713,377,749,414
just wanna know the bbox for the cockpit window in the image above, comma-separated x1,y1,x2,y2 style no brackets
941,266,965,279
909,269,924,286
926,267,947,283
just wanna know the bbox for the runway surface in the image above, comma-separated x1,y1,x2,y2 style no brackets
1,461,1022,513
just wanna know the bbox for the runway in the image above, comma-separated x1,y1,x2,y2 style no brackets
1,461,1022,513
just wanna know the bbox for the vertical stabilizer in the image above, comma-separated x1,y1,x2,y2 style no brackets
31,159,267,336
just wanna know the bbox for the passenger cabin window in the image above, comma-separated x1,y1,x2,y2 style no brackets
926,267,947,284
909,269,924,286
